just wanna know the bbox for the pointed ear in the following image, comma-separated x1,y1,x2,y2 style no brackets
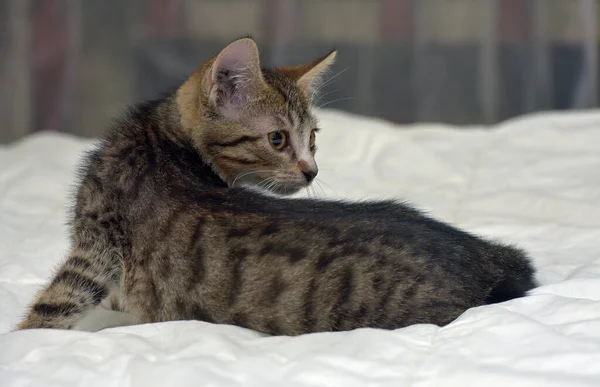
278,50,337,100
205,38,265,117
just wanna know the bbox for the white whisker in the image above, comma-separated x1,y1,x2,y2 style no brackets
265,178,280,193
311,67,348,102
315,177,336,195
256,176,277,191
311,185,320,198
313,88,340,108
232,169,274,187
318,97,356,110
312,181,324,197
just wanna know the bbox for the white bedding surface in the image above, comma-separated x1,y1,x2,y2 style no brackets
1,109,600,386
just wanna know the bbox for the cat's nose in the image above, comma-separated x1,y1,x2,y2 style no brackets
298,160,318,183
302,170,317,183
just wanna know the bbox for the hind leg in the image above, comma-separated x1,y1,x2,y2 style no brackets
113,261,156,326
72,282,138,332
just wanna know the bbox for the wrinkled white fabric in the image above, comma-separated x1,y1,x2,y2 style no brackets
1,109,600,386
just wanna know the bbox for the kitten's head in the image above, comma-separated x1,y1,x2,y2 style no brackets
178,37,336,195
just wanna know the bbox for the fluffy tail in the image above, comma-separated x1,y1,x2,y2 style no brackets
485,245,537,305
17,246,121,330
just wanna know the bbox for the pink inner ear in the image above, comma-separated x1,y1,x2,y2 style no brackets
211,40,261,84
209,40,263,116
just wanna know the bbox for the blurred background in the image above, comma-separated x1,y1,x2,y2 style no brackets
0,0,598,143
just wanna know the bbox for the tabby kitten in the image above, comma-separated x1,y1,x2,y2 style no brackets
17,38,536,334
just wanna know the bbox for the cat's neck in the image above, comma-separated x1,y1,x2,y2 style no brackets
158,99,228,189
108,92,228,191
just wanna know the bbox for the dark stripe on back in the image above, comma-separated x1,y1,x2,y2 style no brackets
303,277,317,332
338,267,354,306
33,302,80,317
376,277,398,326
265,274,286,306
228,247,250,306
208,135,262,148
262,222,280,236
186,217,206,288
259,243,308,263
158,255,173,278
373,273,385,291
287,247,307,263
150,282,162,311
160,204,188,240
175,298,189,317
51,270,107,304
353,304,370,326
331,267,354,330
317,252,336,271
123,145,155,200
226,227,252,239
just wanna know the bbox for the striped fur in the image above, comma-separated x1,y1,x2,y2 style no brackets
17,38,536,334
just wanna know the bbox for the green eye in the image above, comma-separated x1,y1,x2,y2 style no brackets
269,131,287,150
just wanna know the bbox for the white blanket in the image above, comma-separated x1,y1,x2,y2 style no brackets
1,109,600,386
